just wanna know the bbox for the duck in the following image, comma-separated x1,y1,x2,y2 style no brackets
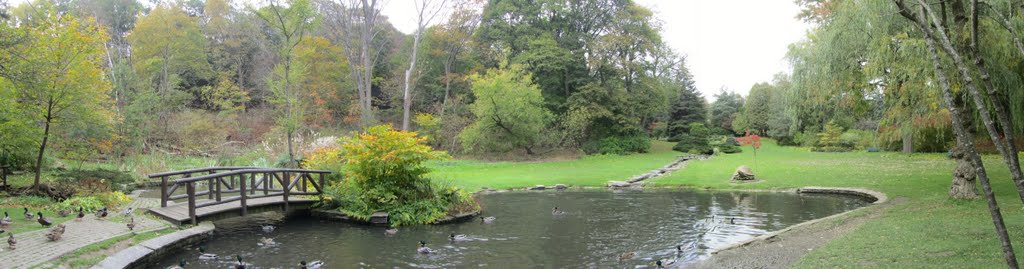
261,224,275,233
1,212,12,228
23,208,34,221
126,217,136,231
167,259,186,269
257,237,277,247
417,241,432,254
618,251,635,263
449,233,469,242
58,209,70,217
728,217,736,225
123,207,134,217
551,207,566,216
656,259,677,268
45,224,65,241
37,212,52,227
198,245,218,260
95,207,108,219
480,216,496,224
384,228,398,235
300,260,324,269
233,255,247,269
76,207,84,221
7,232,15,250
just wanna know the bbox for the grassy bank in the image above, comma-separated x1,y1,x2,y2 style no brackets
433,139,1023,267
429,141,681,190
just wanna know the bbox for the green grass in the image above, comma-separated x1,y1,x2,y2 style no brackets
645,141,1024,268
429,141,682,190
432,140,1024,267
0,196,77,234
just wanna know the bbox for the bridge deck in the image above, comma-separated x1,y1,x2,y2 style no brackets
148,196,315,224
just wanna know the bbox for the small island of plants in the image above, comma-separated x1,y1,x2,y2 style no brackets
305,125,478,226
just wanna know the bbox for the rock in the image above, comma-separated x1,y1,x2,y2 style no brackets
370,212,389,226
528,185,546,190
731,165,756,181
608,181,633,188
554,184,568,189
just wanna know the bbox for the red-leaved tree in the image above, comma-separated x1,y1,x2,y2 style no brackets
737,131,762,171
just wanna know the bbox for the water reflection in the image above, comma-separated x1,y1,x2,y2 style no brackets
154,189,869,268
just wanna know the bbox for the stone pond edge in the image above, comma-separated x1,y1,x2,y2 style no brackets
709,186,888,255
91,221,216,269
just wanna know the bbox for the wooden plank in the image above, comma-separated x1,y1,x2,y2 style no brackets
149,196,316,223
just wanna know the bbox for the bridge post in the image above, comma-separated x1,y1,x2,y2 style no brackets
208,170,215,200
282,171,290,212
215,174,222,202
160,176,168,208
240,173,248,216
250,173,256,195
187,182,197,225
302,173,308,192
263,172,269,195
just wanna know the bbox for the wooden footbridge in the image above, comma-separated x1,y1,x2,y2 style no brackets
146,167,331,225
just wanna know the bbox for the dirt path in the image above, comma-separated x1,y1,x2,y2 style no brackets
687,197,904,269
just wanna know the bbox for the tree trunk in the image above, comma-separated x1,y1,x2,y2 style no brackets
950,144,980,199
901,131,913,153
402,25,422,131
950,92,979,199
440,57,452,119
894,1,1019,267
968,0,1024,202
34,101,54,191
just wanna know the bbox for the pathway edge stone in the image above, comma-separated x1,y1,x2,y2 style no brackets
92,221,215,269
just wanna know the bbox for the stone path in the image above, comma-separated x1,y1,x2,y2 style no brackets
0,196,169,269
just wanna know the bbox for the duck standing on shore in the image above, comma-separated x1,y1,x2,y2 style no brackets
127,217,136,232
95,207,108,220
7,232,15,250
23,208,34,221
76,207,84,222
45,224,65,241
37,212,52,227
1,212,12,228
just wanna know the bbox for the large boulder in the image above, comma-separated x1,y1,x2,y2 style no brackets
731,165,756,181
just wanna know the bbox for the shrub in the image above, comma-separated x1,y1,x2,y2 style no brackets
55,196,105,212
583,135,651,155
54,169,138,194
673,134,714,155
320,125,477,226
672,123,714,155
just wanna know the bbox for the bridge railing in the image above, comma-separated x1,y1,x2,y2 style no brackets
148,168,331,224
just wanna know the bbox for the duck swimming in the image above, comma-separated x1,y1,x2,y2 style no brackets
656,259,677,268
257,237,277,247
198,245,218,260
233,255,247,269
384,228,398,235
167,259,186,269
551,207,566,216
618,251,635,263
480,216,496,224
417,241,432,254
300,260,324,269
449,233,469,242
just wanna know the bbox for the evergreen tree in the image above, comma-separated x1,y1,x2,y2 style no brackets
667,75,706,139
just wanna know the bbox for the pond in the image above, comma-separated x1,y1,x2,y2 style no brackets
152,189,870,268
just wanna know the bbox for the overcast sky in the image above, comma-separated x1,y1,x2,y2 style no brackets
383,0,811,98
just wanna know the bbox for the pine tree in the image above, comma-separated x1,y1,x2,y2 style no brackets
667,73,706,139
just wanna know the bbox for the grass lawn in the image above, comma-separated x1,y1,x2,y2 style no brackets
433,139,1024,268
0,196,77,234
429,141,683,190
